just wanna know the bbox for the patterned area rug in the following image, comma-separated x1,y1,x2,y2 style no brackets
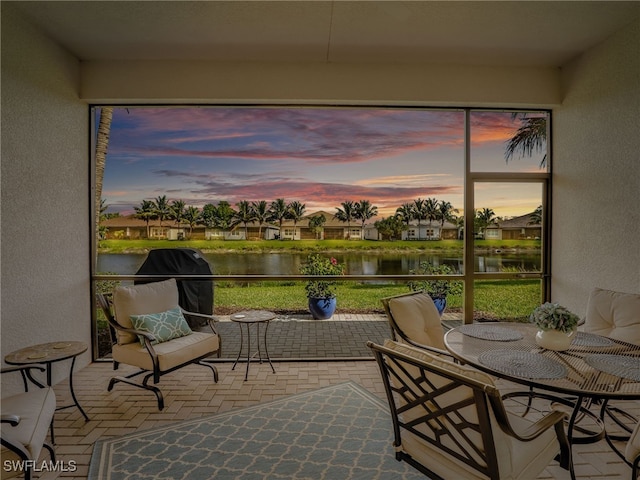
89,382,425,480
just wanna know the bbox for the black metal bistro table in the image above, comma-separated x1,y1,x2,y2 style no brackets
444,323,640,461
5,341,90,423
231,310,276,381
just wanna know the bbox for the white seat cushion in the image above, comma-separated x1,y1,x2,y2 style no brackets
1,387,56,470
388,293,446,349
584,287,640,345
113,331,219,372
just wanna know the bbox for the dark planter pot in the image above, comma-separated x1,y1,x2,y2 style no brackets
308,297,337,320
431,296,447,316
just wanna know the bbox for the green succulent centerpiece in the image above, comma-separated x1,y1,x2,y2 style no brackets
299,254,344,299
529,302,579,333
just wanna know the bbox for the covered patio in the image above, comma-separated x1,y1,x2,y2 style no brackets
45,357,640,479
2,2,639,479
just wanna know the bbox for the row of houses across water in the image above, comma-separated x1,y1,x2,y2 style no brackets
101,211,541,242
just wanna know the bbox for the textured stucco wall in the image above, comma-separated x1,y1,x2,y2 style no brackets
81,60,561,107
1,4,90,394
552,18,640,314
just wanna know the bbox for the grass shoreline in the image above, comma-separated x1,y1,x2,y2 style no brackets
98,238,541,255
95,239,541,330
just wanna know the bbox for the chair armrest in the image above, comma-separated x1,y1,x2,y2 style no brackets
181,309,219,322
111,321,159,355
181,309,220,334
108,322,157,343
491,398,568,442
511,410,568,441
1,414,21,426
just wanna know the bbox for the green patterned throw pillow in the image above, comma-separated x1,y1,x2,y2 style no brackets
130,306,192,346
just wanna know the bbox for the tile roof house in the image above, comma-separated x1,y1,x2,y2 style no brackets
280,211,362,240
485,213,542,240
101,215,280,241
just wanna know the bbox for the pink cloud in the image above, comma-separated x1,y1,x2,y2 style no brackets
109,107,465,165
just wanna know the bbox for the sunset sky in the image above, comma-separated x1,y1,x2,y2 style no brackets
100,106,547,220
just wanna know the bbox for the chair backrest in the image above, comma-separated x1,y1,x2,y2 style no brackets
368,339,571,480
110,278,180,345
369,339,505,479
584,287,640,345
381,291,447,352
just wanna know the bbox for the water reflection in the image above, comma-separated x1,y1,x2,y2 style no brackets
98,252,540,275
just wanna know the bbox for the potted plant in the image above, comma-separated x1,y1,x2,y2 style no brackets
299,254,344,319
529,302,580,351
407,262,463,316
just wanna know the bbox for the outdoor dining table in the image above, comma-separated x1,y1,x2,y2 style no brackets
444,322,640,461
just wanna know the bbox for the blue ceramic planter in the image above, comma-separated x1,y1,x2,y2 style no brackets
308,297,337,320
431,296,447,316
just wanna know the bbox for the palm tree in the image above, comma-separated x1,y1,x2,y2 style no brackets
234,200,254,239
94,107,113,242
308,214,326,240
335,200,356,239
182,206,200,239
475,207,496,237
153,195,171,227
134,199,156,238
251,200,269,239
268,198,289,240
98,198,109,240
412,198,428,239
287,201,306,240
99,198,108,218
437,200,458,227
505,113,547,168
354,200,378,230
169,199,186,224
528,205,543,225
214,201,236,231
395,203,414,227
424,197,439,225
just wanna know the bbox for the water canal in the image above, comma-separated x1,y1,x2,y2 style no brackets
98,251,541,275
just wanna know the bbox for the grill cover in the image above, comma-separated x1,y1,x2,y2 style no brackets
135,248,213,328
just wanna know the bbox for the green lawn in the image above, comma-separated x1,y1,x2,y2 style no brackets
97,239,541,321
99,238,540,254
212,279,540,321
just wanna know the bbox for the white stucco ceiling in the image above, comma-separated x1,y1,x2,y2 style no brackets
9,1,640,67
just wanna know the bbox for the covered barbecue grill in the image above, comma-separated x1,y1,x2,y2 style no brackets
135,248,214,328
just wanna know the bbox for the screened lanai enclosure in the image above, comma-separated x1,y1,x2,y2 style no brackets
93,106,550,361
